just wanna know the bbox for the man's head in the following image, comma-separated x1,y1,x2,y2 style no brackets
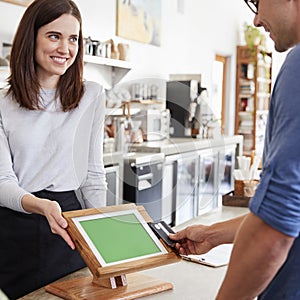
244,0,299,52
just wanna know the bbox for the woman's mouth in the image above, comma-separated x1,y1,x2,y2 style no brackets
51,56,68,64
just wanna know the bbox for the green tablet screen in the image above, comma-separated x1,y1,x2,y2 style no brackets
72,209,167,266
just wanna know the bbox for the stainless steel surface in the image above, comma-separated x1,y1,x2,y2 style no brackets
105,165,120,206
123,153,164,222
104,137,241,226
103,152,123,206
173,151,199,225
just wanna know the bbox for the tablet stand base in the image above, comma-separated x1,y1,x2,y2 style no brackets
45,272,173,299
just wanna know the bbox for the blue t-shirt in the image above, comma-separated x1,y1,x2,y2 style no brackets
249,44,300,299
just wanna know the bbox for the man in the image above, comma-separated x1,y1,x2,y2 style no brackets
170,0,300,299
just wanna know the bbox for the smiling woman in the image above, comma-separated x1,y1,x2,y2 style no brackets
0,0,107,299
0,0,32,6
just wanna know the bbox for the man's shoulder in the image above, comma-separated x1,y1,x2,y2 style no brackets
285,44,300,64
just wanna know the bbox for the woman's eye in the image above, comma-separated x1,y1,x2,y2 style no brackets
70,36,78,43
49,34,59,40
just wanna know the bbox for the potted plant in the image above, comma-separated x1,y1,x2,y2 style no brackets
243,22,262,55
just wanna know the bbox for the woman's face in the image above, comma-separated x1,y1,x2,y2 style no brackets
35,13,80,89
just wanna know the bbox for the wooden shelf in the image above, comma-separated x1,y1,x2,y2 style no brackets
235,45,272,157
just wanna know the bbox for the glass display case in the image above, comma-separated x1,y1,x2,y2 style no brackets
197,149,218,214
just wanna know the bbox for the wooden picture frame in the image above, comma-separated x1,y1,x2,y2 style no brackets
45,204,180,299
0,0,32,6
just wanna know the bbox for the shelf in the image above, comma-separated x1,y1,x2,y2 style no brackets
256,110,269,115
106,107,140,116
257,77,272,84
83,55,132,70
83,55,132,88
235,45,272,156
238,94,254,99
257,61,272,68
257,92,271,98
1,56,132,89
130,99,163,104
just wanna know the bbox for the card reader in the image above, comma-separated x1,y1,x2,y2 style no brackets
148,221,176,248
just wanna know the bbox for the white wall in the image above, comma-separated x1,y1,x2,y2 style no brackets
0,0,285,135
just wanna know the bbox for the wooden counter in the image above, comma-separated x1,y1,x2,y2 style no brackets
20,206,248,300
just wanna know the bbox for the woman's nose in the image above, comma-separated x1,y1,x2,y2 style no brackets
57,39,69,53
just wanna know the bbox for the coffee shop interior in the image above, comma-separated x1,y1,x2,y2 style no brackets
0,0,290,298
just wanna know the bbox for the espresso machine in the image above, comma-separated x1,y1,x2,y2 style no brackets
166,79,207,137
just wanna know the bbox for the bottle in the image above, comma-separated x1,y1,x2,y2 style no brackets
114,118,125,152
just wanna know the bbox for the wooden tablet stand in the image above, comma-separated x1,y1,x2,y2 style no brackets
45,204,180,299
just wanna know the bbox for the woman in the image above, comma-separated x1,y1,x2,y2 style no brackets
0,0,107,298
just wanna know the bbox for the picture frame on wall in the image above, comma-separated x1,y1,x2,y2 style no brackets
0,0,32,7
116,0,162,46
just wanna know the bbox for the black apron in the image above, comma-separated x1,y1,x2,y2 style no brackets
0,190,86,299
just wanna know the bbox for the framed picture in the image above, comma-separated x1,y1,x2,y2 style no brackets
0,0,32,6
116,0,162,46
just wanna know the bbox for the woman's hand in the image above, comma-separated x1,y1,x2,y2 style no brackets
21,194,75,249
43,200,75,250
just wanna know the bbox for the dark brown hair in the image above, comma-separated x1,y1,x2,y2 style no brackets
7,0,84,111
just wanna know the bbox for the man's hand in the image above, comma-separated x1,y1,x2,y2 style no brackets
169,224,215,255
169,214,247,255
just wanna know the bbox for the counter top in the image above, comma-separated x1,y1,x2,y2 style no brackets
103,151,123,166
123,152,165,165
103,135,243,166
128,135,243,156
20,206,248,300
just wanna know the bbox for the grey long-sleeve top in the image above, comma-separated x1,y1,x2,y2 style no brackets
0,81,107,212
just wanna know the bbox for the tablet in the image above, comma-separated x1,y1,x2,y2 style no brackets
71,209,167,267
